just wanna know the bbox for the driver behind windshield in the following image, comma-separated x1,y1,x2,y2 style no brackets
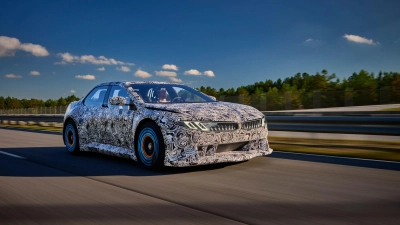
157,88,168,103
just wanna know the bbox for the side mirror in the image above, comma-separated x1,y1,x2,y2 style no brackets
208,95,217,101
109,96,137,110
109,96,127,106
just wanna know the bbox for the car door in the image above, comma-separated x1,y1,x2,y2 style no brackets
80,85,110,145
104,85,135,149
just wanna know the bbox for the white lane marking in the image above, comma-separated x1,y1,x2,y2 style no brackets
0,150,26,159
274,150,400,164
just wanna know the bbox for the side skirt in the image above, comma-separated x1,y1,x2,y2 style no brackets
82,142,137,161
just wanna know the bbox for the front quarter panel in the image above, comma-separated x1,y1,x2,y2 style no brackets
132,103,271,167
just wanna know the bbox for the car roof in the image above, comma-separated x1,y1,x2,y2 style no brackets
94,81,187,88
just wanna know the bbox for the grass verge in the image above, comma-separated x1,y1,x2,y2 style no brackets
0,124,62,133
269,136,400,162
381,107,400,111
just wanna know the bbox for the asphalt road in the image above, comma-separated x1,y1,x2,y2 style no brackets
1,128,400,224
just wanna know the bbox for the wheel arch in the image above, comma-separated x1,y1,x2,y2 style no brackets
63,116,78,144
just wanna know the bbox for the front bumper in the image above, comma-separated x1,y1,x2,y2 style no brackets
163,126,272,167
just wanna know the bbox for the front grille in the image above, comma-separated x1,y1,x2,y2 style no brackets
242,119,263,130
209,122,238,132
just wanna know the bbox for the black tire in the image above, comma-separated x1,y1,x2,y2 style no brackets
136,122,165,170
64,120,80,154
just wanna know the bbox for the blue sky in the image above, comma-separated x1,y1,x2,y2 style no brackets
1,0,399,100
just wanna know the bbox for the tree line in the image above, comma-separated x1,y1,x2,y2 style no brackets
1,69,399,110
198,70,400,97
197,70,400,110
0,95,80,110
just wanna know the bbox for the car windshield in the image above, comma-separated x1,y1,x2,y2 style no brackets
130,84,216,104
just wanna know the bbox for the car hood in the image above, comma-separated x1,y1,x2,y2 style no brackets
144,102,264,122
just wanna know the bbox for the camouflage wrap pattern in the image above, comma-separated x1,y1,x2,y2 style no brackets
64,81,272,167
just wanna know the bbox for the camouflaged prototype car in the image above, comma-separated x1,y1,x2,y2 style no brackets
63,81,273,169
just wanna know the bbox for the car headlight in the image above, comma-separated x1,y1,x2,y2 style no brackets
242,118,265,130
178,121,238,132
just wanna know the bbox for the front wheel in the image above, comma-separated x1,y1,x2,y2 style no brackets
136,122,165,170
64,120,80,154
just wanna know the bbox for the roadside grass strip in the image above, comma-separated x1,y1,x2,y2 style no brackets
0,124,62,133
269,136,400,162
381,107,400,111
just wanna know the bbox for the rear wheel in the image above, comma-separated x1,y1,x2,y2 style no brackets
136,122,165,169
64,120,80,154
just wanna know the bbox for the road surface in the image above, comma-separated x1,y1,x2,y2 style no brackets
0,128,399,224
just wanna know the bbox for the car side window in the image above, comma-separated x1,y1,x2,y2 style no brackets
84,86,108,107
108,86,130,109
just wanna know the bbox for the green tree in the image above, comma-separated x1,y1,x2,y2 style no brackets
4,96,21,109
263,79,274,92
205,86,217,97
0,96,4,109
266,87,284,110
346,70,378,105
249,87,266,110
281,83,301,109
225,88,236,96
65,94,80,104
45,99,57,107
237,87,251,105
57,97,67,106
391,75,400,103
275,78,283,90
20,98,30,108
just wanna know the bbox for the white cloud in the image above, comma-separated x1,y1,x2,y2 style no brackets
169,77,183,83
56,52,134,65
117,66,131,72
5,74,22,79
203,70,215,77
70,90,76,93
304,38,322,44
56,52,75,64
343,34,378,45
19,43,49,56
184,69,202,75
0,36,20,56
134,69,152,78
75,74,95,80
162,64,179,71
97,67,105,71
29,71,40,76
0,36,49,57
155,70,177,77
